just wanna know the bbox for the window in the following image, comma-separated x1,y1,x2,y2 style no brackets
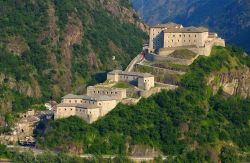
65,108,67,111
75,100,77,103
173,35,175,37
71,109,73,111
69,100,71,103
179,35,181,37
195,35,197,37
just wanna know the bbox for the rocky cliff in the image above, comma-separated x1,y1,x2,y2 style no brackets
208,68,250,98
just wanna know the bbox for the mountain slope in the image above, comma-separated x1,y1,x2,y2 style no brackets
0,0,147,124
132,0,250,53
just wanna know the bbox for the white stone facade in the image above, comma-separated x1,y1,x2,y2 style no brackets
149,23,225,56
87,86,127,100
107,70,155,90
55,94,117,123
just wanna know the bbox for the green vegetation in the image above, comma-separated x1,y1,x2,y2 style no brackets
135,64,183,84
35,46,250,162
152,60,189,72
112,82,133,89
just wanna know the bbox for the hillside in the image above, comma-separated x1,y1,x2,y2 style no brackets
32,46,250,162
0,0,147,125
132,0,250,53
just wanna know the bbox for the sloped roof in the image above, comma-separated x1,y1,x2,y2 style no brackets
164,26,208,33
62,94,116,101
151,22,182,28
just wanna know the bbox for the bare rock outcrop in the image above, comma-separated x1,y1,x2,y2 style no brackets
5,37,29,55
100,0,148,32
208,68,250,98
59,16,83,92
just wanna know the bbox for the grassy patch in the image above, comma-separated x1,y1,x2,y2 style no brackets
152,60,189,72
169,49,197,59
112,82,133,88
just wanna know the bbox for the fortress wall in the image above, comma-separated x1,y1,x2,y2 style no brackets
107,73,119,82
55,106,76,119
62,98,82,104
149,28,164,52
118,74,138,83
145,53,194,65
164,32,207,48
76,108,100,123
99,100,117,116
87,86,127,100
138,77,155,90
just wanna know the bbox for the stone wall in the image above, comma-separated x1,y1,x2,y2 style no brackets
87,86,127,100
146,53,196,65
55,106,76,119
164,32,208,48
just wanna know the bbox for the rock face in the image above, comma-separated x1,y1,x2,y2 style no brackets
208,69,250,98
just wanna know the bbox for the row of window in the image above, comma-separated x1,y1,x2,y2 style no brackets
171,34,197,38
167,39,197,43
58,108,95,114
65,100,97,105
119,75,137,80
93,90,118,95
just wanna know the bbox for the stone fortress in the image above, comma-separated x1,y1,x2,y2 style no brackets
55,70,155,123
148,23,225,56
55,23,226,124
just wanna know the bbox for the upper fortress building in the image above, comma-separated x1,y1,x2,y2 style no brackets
149,23,225,56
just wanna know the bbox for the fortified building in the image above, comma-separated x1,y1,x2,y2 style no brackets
149,23,225,56
107,70,155,91
55,70,155,123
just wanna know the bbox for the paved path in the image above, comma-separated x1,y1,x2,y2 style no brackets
125,54,144,72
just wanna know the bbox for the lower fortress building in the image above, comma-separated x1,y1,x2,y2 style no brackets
55,94,117,123
149,23,225,56
107,70,155,90
55,70,155,123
